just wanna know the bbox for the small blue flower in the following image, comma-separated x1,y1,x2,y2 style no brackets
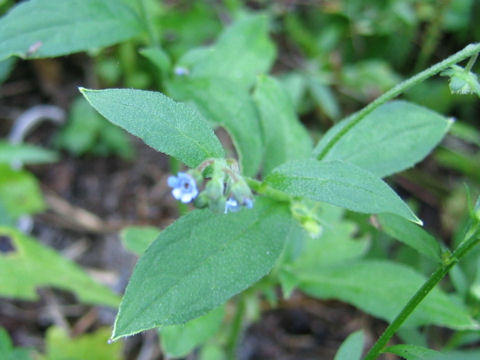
224,197,240,213
167,172,198,203
224,197,254,213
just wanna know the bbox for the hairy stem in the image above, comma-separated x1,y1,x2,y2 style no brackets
364,226,480,360
316,43,480,160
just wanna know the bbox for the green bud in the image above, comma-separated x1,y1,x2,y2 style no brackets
231,180,252,204
193,192,209,209
205,178,224,200
188,168,203,185
209,197,227,214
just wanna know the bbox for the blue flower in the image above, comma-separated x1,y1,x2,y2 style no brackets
167,172,198,203
224,197,254,213
224,197,240,213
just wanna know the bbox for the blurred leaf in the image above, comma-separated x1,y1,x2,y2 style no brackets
435,148,480,182
265,159,421,224
253,75,313,175
295,260,477,329
308,77,341,121
159,306,224,358
0,141,58,165
449,122,480,147
290,203,369,268
341,60,402,100
334,330,364,360
199,344,225,360
178,14,276,89
0,56,14,83
385,344,480,360
140,46,171,79
378,214,442,261
80,88,225,168
112,198,296,340
0,226,120,307
120,226,159,256
0,164,44,219
45,327,122,360
385,344,442,360
0,0,143,60
54,97,133,159
166,76,263,176
313,101,452,178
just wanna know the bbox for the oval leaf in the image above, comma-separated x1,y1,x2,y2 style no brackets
80,88,225,168
378,214,442,261
334,330,365,360
265,159,421,224
313,101,452,178
166,76,263,176
253,75,313,175
296,260,477,330
0,0,143,60
112,198,296,340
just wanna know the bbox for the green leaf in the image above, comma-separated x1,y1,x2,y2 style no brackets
265,159,421,224
0,0,143,60
334,330,365,360
177,14,276,89
54,97,133,159
0,226,120,307
253,75,313,175
45,327,122,360
80,88,225,168
0,327,12,354
313,101,452,178
112,198,295,340
384,344,442,360
120,226,159,256
378,214,442,261
0,164,44,219
159,306,224,358
0,57,15,83
0,141,58,165
166,76,263,176
140,47,172,79
290,203,369,268
295,260,477,329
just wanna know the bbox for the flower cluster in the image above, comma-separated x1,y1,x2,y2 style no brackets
167,159,254,214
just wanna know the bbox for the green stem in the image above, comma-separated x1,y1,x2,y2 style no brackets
364,227,480,360
316,42,480,161
246,178,291,203
139,0,159,46
414,0,451,72
466,53,478,72
225,297,246,360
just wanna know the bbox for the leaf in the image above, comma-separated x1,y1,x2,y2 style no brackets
384,344,442,360
378,214,442,261
177,14,276,89
45,327,122,360
120,226,159,256
0,0,143,60
291,203,369,268
265,159,421,224
313,101,452,178
0,226,120,307
0,141,58,165
166,76,263,176
112,198,295,340
0,164,44,219
295,260,477,329
334,330,365,360
80,88,225,168
159,306,224,358
0,57,15,84
54,97,133,159
253,75,313,175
